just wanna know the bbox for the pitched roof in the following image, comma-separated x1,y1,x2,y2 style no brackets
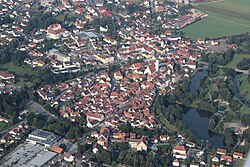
64,153,72,159
173,145,186,151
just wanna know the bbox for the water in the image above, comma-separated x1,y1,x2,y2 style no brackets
182,70,224,148
182,108,225,148
190,70,208,93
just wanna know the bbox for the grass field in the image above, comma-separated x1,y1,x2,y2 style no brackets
226,54,250,69
183,0,250,38
0,62,37,75
0,122,10,132
155,105,178,132
16,78,34,87
158,115,178,132
238,74,250,102
241,104,250,115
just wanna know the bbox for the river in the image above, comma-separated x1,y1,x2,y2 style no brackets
233,74,250,108
182,70,225,148
189,70,208,93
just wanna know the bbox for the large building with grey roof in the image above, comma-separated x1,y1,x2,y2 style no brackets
3,143,57,167
26,129,61,148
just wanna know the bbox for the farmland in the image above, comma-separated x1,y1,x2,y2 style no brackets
183,0,250,38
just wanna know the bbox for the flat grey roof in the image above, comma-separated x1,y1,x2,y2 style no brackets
27,149,57,167
78,31,100,39
29,129,54,139
27,129,61,147
4,143,57,167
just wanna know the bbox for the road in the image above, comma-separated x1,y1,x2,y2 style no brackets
0,121,26,136
198,61,250,75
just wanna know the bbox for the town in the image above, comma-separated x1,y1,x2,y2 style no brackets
0,0,249,167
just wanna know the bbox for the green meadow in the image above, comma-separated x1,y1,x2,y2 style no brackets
183,0,250,38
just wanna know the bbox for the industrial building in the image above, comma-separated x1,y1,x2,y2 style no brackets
26,129,61,148
4,143,57,167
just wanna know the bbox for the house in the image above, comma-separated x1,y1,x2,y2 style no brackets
185,60,196,70
216,148,227,155
0,71,15,82
173,145,187,159
211,155,219,163
211,40,219,46
0,117,9,123
97,127,109,146
114,71,123,80
64,153,74,162
220,155,232,164
91,131,99,138
159,135,170,142
233,152,243,159
128,136,148,151
92,144,99,154
172,159,180,166
144,60,159,75
95,54,114,64
96,0,104,7
136,136,148,151
197,38,206,45
173,145,186,155
185,141,195,148
86,112,104,122
112,132,126,139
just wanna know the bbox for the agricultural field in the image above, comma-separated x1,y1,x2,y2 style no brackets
183,0,250,38
226,54,250,69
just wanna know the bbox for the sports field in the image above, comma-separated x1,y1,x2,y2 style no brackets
183,0,250,38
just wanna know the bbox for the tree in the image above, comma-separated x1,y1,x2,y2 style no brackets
118,123,131,133
209,119,215,131
26,112,35,124
66,129,75,139
229,100,241,112
243,128,250,143
96,149,111,165
59,143,67,150
224,129,237,151
183,158,190,165
32,117,38,127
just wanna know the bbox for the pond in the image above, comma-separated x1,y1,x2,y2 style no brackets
182,70,225,148
182,108,225,148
